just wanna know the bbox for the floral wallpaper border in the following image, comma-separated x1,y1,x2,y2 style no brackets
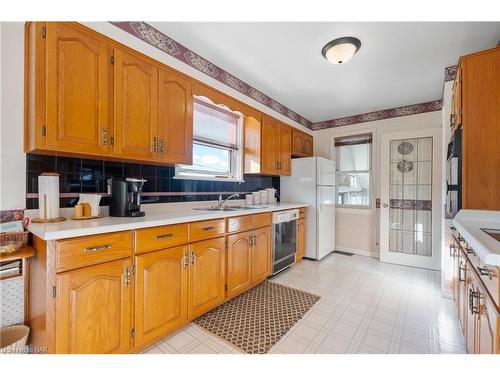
110,22,447,131
311,100,443,130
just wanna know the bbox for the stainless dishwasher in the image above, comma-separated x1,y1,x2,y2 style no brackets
271,209,299,276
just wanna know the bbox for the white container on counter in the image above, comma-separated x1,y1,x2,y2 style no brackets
245,194,254,205
252,192,261,205
260,190,268,204
266,188,276,204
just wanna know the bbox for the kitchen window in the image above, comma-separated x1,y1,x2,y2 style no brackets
176,97,243,181
335,133,373,208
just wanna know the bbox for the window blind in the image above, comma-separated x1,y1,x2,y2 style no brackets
334,133,372,147
193,98,239,149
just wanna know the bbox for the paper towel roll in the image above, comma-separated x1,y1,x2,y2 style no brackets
38,173,60,219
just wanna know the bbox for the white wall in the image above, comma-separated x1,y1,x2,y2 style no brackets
0,22,25,210
313,111,442,257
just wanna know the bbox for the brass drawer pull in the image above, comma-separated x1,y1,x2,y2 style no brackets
156,233,174,240
202,226,215,231
477,267,493,280
84,244,112,253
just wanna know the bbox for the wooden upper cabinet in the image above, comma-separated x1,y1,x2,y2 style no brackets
259,116,292,175
261,117,279,175
244,116,262,174
113,48,158,160
187,237,225,320
31,23,113,156
226,231,252,298
55,258,132,354
157,68,193,164
461,47,500,211
135,246,188,349
278,123,292,175
292,128,313,157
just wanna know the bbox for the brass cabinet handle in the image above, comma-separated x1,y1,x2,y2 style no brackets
468,288,480,315
449,243,457,257
159,139,165,154
202,226,215,231
156,233,173,240
477,267,493,280
101,128,108,145
183,253,189,268
458,262,466,283
152,137,158,153
190,252,196,264
84,244,112,253
124,266,130,288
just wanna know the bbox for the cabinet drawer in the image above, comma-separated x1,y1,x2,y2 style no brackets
299,208,306,219
226,216,252,234
252,213,271,228
188,219,226,242
135,224,188,254
55,231,132,272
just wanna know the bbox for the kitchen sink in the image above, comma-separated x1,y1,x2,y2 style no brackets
194,206,267,212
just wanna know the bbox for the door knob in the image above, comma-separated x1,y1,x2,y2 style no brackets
383,203,388,208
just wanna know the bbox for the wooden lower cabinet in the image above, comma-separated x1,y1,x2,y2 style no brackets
296,218,306,261
251,226,271,284
134,246,188,349
187,237,226,320
55,258,133,354
453,243,500,354
226,231,252,298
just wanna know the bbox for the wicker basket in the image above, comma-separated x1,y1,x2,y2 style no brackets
0,231,29,254
0,325,30,354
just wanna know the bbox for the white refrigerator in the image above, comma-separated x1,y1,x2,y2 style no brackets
280,157,336,260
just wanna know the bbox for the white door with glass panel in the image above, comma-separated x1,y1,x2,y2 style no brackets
379,128,442,270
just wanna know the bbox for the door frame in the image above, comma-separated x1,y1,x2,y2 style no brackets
379,127,442,270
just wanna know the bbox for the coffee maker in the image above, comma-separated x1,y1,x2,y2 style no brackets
109,177,146,217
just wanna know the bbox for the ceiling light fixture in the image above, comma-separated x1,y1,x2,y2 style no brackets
321,37,361,64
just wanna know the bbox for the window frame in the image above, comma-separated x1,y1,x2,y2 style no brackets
335,137,373,209
175,97,244,182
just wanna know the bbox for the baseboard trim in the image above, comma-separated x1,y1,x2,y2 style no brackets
335,246,379,259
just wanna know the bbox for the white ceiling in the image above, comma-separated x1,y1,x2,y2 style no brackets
150,22,500,123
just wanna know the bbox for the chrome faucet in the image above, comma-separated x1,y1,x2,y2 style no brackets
216,193,240,208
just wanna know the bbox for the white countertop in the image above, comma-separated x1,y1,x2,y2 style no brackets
452,209,500,267
25,201,308,241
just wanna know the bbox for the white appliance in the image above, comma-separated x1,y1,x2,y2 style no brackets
281,157,336,260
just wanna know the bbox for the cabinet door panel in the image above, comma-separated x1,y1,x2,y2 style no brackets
55,258,132,354
244,116,262,174
303,134,313,156
292,130,304,156
251,226,271,284
135,246,188,348
226,231,252,297
188,237,225,320
46,23,111,155
296,218,306,261
279,124,292,175
158,69,193,164
261,119,278,175
477,290,498,354
114,49,158,160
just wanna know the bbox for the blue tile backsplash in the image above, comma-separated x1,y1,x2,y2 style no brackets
26,154,280,209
